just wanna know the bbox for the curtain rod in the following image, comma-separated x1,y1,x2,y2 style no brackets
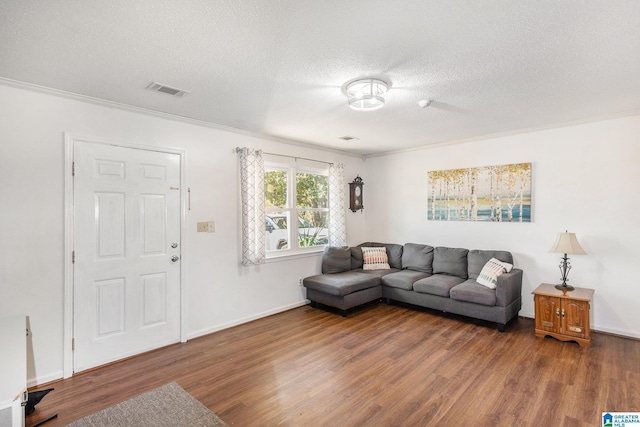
235,147,333,165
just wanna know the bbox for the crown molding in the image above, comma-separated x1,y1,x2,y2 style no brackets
0,77,365,160
364,109,640,159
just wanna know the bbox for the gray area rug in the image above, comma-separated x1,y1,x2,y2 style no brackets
65,382,228,427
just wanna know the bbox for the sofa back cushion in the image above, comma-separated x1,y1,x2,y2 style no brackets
358,242,403,269
433,247,469,279
401,243,435,273
350,246,364,270
467,250,514,280
322,246,352,274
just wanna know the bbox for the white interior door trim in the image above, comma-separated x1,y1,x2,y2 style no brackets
63,132,188,379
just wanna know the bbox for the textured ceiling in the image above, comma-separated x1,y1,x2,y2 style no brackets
1,0,639,156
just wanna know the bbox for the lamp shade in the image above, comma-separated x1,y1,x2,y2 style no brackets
549,232,586,255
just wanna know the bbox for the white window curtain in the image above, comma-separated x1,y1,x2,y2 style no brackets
328,163,347,246
239,147,266,265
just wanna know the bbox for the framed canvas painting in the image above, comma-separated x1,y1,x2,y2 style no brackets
427,162,532,222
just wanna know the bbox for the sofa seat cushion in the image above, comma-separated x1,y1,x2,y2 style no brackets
381,270,431,290
352,268,400,278
303,271,381,297
450,280,497,306
413,274,465,297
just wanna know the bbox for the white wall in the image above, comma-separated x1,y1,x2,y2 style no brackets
3,81,638,386
363,115,640,338
0,83,367,385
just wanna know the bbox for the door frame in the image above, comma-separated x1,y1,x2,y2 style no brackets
63,132,188,378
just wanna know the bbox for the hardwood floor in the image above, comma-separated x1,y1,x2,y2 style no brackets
27,303,639,427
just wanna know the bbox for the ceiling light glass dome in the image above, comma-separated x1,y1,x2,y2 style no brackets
346,78,388,111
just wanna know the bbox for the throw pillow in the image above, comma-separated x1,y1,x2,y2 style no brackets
476,258,514,289
361,247,391,270
358,242,403,269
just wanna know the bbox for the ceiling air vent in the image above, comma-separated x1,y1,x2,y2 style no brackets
339,135,359,141
146,82,190,97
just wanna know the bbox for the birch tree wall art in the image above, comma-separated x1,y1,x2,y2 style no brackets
427,162,532,222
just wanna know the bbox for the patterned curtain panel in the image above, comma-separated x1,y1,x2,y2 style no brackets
239,147,266,265
328,163,347,246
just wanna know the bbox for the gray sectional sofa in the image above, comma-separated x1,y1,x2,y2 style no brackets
302,242,523,331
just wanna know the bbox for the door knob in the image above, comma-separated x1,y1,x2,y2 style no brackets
171,242,178,248
171,255,180,262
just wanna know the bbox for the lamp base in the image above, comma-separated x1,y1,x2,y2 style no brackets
554,284,575,292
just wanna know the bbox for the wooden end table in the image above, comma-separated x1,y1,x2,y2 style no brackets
532,283,594,347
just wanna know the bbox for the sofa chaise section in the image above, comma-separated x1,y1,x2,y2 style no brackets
302,245,399,316
304,271,383,316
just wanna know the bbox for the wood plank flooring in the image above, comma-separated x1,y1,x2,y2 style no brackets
26,303,639,427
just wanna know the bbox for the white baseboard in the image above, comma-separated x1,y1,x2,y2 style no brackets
519,309,534,319
186,300,308,340
592,325,640,340
28,370,63,388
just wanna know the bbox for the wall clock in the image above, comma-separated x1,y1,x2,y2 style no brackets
349,175,364,212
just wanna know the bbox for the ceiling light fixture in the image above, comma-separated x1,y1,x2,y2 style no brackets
346,78,388,111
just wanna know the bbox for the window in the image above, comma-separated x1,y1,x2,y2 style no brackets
265,162,329,255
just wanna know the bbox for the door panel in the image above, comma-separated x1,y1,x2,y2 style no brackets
562,300,589,339
141,272,167,326
73,142,181,373
96,192,126,258
96,277,126,336
142,194,167,254
534,295,559,332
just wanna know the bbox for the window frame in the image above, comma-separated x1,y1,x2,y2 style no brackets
264,160,329,258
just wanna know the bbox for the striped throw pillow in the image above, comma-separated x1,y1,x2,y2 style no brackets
361,247,391,270
476,258,513,289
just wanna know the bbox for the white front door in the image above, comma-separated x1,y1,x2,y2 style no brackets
73,141,182,373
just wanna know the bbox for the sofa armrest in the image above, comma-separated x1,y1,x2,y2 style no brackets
495,269,523,307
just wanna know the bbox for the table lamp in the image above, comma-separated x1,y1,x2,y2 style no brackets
548,231,586,292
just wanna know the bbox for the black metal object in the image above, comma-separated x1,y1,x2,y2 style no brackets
554,253,575,292
33,413,58,427
25,389,53,416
